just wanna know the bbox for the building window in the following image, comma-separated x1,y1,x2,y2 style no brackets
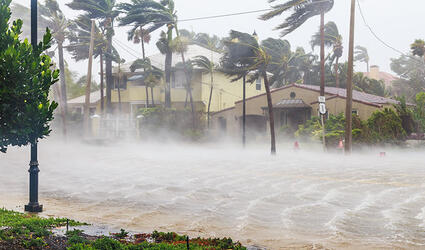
352,110,359,116
256,78,261,90
172,70,186,89
114,76,127,90
290,92,296,99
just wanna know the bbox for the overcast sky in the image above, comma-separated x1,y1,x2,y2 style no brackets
11,0,425,82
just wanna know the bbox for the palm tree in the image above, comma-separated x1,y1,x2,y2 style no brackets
223,30,276,154
261,1,334,150
311,21,343,88
262,38,312,87
67,0,120,114
40,0,71,115
130,58,163,107
193,56,216,128
118,0,177,108
354,45,370,72
411,39,425,58
67,15,119,114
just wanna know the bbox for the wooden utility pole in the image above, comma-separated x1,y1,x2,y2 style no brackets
320,11,327,150
345,0,356,154
84,20,96,136
100,53,105,114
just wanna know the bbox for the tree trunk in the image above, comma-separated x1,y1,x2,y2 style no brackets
335,56,340,89
207,73,213,129
263,72,276,155
100,53,105,114
151,87,155,106
84,20,95,135
57,42,67,114
320,11,327,150
165,51,172,108
117,62,122,113
105,19,113,114
145,86,149,107
366,61,369,73
175,26,196,130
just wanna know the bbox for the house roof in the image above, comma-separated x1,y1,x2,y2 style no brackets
272,99,311,109
235,83,399,107
68,90,104,105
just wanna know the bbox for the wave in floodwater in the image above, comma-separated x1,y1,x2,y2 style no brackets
1,140,425,249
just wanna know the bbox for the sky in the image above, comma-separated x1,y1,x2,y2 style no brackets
10,0,425,83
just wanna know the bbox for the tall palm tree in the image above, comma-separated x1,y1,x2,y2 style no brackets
67,0,120,114
118,0,177,109
193,55,216,128
411,39,425,58
67,15,119,113
39,0,71,115
261,0,334,150
311,21,343,88
223,30,276,154
354,45,370,72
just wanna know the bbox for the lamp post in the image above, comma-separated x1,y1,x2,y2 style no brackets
25,0,43,213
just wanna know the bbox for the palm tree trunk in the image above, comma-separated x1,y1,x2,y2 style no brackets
207,73,213,129
145,86,149,107
366,61,369,73
58,42,67,115
263,71,276,155
175,26,196,130
105,19,113,114
100,53,105,114
320,11,327,150
151,87,155,106
335,56,340,89
242,74,246,146
165,52,172,108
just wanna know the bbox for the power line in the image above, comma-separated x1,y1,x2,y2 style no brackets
357,0,421,63
114,8,272,27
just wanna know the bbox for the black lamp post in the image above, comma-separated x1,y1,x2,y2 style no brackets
25,0,43,213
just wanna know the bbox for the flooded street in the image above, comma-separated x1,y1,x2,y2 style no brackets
1,140,425,249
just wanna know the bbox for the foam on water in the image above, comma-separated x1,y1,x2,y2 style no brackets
1,140,425,248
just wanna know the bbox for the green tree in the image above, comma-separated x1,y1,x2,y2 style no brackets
193,55,216,128
118,0,177,108
67,0,120,114
354,45,370,72
311,21,343,88
130,58,163,106
0,0,59,152
391,54,425,99
367,108,406,143
223,30,277,154
413,92,425,133
411,39,425,58
39,0,71,114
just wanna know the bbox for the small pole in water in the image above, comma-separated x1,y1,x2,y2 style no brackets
380,152,386,157
66,219,69,233
186,236,189,250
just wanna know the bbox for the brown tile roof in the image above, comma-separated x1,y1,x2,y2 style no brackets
235,84,399,107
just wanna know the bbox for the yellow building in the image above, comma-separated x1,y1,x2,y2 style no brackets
68,44,266,118
212,83,400,137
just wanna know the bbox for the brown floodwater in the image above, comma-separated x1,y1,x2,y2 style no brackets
1,140,425,249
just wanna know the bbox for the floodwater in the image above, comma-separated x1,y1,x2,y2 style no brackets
1,140,425,249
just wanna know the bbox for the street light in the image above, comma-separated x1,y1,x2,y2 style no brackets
25,0,43,213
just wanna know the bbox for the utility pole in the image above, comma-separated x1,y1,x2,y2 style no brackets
25,0,42,213
242,75,246,147
345,0,356,154
320,11,327,151
84,20,96,136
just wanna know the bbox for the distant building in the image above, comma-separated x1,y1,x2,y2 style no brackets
212,83,400,137
364,65,399,93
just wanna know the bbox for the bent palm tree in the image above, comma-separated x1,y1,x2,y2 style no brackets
223,30,276,154
193,55,216,128
311,21,343,88
67,0,120,114
354,45,370,72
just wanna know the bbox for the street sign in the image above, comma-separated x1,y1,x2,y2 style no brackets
318,96,326,103
319,103,327,115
